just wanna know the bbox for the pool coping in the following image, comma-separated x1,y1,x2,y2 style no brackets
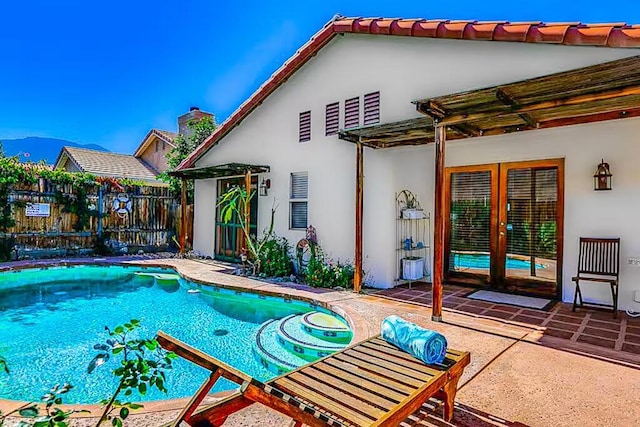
0,258,371,418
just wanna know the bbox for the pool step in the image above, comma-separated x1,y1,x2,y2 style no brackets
253,311,352,375
300,311,352,343
253,318,308,376
276,314,345,361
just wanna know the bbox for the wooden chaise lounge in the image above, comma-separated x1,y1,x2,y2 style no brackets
156,331,470,427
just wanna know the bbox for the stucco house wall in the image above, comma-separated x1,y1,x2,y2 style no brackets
192,33,640,310
138,136,170,173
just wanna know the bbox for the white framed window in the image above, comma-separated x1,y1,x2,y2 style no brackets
290,172,308,230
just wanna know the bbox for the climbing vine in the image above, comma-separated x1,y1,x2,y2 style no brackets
0,157,146,233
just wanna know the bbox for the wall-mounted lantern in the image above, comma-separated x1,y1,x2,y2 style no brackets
594,159,612,191
259,178,270,197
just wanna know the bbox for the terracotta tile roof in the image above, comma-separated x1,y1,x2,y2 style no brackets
178,17,640,169
58,146,166,185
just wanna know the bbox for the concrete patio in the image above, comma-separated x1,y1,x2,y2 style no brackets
1,257,639,426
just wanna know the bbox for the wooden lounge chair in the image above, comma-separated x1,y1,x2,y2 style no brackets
156,331,470,426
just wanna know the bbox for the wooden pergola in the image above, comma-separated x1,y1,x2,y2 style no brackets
169,163,270,254
340,55,640,321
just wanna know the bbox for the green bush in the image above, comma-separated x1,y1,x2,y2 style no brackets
258,236,293,278
0,236,14,262
305,248,354,289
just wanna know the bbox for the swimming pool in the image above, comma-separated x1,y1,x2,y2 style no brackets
0,265,333,404
451,253,546,270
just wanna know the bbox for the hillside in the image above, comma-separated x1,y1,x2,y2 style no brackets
0,137,109,164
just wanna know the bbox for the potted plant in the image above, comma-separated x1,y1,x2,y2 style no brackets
399,190,425,219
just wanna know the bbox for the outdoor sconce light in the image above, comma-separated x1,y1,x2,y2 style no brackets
259,178,270,196
594,159,612,191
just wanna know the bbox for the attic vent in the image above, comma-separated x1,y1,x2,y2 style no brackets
299,111,311,142
325,102,339,136
363,91,380,125
344,97,360,129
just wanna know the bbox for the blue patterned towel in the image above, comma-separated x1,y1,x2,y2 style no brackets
381,315,448,365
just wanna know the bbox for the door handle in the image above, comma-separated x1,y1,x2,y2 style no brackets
499,231,505,236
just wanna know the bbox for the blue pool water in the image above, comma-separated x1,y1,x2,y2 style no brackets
452,253,546,270
0,265,315,403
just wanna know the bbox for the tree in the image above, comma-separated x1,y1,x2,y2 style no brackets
159,115,216,202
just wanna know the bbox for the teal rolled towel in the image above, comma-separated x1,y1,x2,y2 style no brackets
381,315,448,364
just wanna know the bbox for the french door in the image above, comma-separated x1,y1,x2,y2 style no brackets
215,176,258,261
444,159,564,298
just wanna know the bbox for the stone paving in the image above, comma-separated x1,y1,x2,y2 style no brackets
2,258,640,426
370,283,640,364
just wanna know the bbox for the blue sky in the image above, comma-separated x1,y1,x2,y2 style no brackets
0,1,637,153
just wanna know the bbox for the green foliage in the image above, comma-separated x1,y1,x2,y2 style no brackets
0,357,86,427
89,319,177,426
258,236,293,278
216,185,277,275
159,115,216,200
0,157,150,236
0,236,15,263
449,200,491,253
305,246,354,289
16,383,87,427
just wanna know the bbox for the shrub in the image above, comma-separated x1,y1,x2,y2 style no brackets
258,236,293,278
305,247,354,289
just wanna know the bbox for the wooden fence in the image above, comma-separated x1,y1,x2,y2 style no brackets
0,180,185,260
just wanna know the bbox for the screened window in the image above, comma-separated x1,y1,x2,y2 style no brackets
363,91,380,125
299,111,311,142
290,172,308,229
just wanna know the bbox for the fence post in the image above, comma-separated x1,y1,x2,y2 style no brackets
97,185,103,238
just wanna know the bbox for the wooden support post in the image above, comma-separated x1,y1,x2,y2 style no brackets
354,141,364,293
180,178,187,254
242,170,252,254
432,124,446,321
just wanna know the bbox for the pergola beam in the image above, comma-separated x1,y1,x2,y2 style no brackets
495,88,539,129
427,84,640,126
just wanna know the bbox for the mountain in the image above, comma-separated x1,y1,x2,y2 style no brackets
0,137,110,164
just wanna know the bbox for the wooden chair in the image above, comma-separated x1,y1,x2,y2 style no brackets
572,237,620,318
156,331,470,426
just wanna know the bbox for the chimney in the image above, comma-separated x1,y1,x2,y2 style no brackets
178,106,213,138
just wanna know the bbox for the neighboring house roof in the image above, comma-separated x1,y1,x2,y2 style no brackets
133,129,178,158
178,17,640,169
54,146,166,185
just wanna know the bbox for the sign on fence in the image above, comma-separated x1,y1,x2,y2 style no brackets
25,203,51,217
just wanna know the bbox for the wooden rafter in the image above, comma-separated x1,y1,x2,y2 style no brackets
495,88,539,129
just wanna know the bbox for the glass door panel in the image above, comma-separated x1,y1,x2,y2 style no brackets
498,160,562,298
445,165,498,284
504,168,557,281
215,177,258,261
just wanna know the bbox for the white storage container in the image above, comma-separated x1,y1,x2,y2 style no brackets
402,257,424,280
401,209,426,219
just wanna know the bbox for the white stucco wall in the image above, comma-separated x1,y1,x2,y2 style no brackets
193,33,640,309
